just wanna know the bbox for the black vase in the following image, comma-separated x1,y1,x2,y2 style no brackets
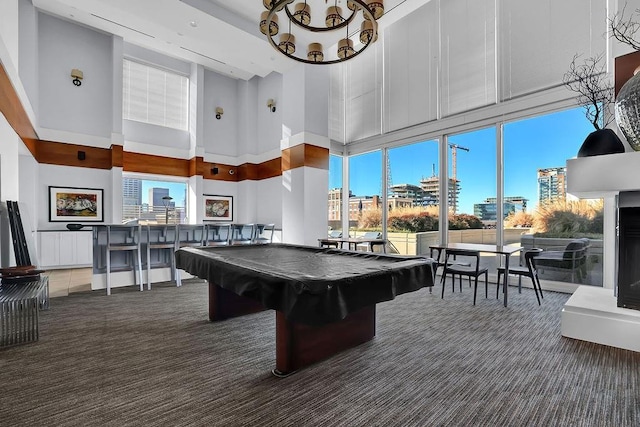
577,128,625,157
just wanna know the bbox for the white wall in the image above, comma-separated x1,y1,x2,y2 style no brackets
258,72,283,154
0,116,20,202
37,164,112,230
0,0,19,70
203,69,238,157
256,176,282,227
18,0,38,118
38,13,113,139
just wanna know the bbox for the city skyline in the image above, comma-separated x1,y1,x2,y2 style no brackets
329,107,593,214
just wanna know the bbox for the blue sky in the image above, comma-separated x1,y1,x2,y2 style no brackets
330,107,594,214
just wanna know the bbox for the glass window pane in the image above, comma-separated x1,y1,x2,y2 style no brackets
504,107,602,287
328,154,343,236
349,151,382,239
447,128,497,272
122,177,187,224
387,140,439,256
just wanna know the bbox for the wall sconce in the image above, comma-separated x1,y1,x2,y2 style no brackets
267,99,276,112
71,68,83,86
211,167,219,175
215,107,223,120
77,150,86,161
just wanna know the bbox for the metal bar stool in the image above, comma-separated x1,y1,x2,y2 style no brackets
146,224,178,290
105,225,143,295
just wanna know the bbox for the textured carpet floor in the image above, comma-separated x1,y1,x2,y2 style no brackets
0,280,638,427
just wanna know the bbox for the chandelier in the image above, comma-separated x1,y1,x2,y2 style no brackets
260,0,384,65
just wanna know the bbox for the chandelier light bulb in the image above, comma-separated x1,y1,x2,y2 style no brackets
279,33,296,54
293,3,311,25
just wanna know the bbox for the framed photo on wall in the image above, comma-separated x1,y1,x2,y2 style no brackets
203,195,233,221
49,186,104,222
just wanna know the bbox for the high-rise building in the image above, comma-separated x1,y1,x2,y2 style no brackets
149,188,172,209
473,201,517,222
538,167,567,203
484,196,528,212
122,178,142,206
419,175,461,212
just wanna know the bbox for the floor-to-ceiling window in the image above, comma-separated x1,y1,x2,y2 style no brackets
504,107,603,287
386,140,439,255
349,150,382,238
446,128,497,273
328,154,343,236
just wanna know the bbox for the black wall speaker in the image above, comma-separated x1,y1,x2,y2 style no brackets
77,151,86,160
212,167,219,175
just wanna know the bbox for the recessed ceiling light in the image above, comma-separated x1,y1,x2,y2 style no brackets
189,21,198,27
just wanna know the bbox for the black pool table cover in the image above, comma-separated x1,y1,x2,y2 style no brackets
175,243,435,326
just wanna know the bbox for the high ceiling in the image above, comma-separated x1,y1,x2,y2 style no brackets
32,0,431,80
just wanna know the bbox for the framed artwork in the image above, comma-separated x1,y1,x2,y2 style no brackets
49,186,104,222
203,195,233,221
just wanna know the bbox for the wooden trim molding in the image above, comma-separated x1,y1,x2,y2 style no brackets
36,140,112,169
111,145,124,168
0,62,38,154
282,143,329,172
123,152,191,177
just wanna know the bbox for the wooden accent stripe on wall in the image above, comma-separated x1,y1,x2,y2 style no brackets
282,144,329,172
36,140,112,169
0,62,38,154
123,152,191,177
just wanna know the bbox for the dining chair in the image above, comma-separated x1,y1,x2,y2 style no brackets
440,249,489,305
496,248,544,305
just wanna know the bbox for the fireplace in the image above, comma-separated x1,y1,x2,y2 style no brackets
617,191,640,311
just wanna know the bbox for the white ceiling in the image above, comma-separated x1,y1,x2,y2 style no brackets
32,0,431,80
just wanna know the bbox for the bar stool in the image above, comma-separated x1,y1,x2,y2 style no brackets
205,223,231,246
253,223,275,244
175,224,206,287
105,225,143,296
145,224,178,290
231,224,256,245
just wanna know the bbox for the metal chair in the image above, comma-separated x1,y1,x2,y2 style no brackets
206,223,232,246
145,225,178,290
105,225,143,296
496,248,544,305
253,223,275,244
175,224,206,287
440,249,489,305
231,224,256,245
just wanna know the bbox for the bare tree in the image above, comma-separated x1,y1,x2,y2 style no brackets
562,53,614,130
610,4,640,50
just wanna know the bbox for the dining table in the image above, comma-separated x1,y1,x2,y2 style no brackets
429,242,523,307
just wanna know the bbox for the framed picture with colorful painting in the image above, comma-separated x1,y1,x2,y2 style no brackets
203,195,233,221
49,186,104,222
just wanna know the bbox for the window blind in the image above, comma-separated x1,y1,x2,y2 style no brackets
123,59,189,131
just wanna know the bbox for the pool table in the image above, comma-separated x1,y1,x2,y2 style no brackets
175,243,434,376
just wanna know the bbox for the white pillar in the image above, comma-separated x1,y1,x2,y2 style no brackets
281,132,329,246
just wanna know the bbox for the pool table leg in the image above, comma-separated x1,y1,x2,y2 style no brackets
209,282,265,321
274,305,376,377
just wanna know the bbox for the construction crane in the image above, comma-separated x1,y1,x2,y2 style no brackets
448,143,470,213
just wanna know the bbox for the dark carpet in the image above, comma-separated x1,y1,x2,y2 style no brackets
0,280,638,427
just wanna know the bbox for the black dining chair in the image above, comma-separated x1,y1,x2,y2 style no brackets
440,249,489,305
496,248,544,305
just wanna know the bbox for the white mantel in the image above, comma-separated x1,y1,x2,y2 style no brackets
564,150,640,353
567,150,640,198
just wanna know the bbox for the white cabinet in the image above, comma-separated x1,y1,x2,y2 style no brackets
38,231,93,269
